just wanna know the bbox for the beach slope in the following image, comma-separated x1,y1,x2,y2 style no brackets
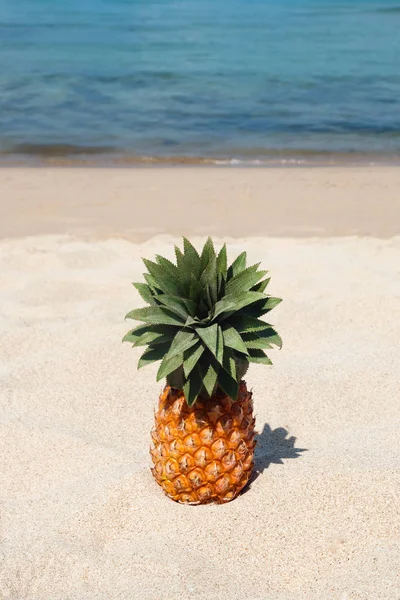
1,166,400,239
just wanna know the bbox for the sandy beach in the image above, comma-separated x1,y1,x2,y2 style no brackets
1,166,400,239
0,167,399,600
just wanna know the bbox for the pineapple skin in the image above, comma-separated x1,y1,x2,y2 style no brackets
150,381,256,504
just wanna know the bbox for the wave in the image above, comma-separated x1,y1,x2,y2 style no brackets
1,144,399,167
375,7,400,14
0,143,118,157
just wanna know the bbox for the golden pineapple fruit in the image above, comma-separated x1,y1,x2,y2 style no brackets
151,382,255,504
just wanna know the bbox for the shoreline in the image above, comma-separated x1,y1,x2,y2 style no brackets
2,159,400,169
1,166,400,240
1,149,400,169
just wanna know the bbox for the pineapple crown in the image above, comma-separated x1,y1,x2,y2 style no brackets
123,238,282,406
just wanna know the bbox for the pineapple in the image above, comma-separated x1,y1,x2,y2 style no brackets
123,238,282,504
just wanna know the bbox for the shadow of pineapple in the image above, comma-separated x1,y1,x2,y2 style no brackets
243,424,307,492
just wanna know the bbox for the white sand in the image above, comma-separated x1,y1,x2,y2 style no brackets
0,232,399,600
1,167,400,239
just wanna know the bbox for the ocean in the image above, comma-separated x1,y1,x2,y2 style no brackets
0,0,399,164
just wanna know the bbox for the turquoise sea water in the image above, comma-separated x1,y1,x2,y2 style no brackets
0,0,399,163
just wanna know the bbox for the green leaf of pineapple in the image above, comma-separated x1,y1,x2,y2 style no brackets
225,264,267,296
243,296,283,317
157,294,195,319
242,333,273,350
221,325,249,355
204,284,214,311
217,272,226,298
166,329,198,361
174,245,185,269
212,291,265,321
227,251,246,280
182,238,202,278
222,347,237,381
240,327,282,349
218,367,239,400
132,282,157,306
216,245,227,296
166,366,184,389
143,273,162,295
155,254,180,279
189,274,203,304
183,342,205,378
184,366,204,406
200,256,218,305
138,343,171,369
247,349,273,365
122,324,150,344
143,258,181,296
230,314,272,333
235,357,249,380
185,315,201,326
216,243,227,279
201,360,219,397
183,237,200,258
157,352,184,381
125,306,185,326
200,237,216,272
198,297,209,320
262,296,283,310
183,298,197,317
132,326,178,347
256,327,283,349
196,323,224,364
251,277,271,293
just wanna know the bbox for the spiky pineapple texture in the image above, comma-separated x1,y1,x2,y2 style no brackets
123,238,282,406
